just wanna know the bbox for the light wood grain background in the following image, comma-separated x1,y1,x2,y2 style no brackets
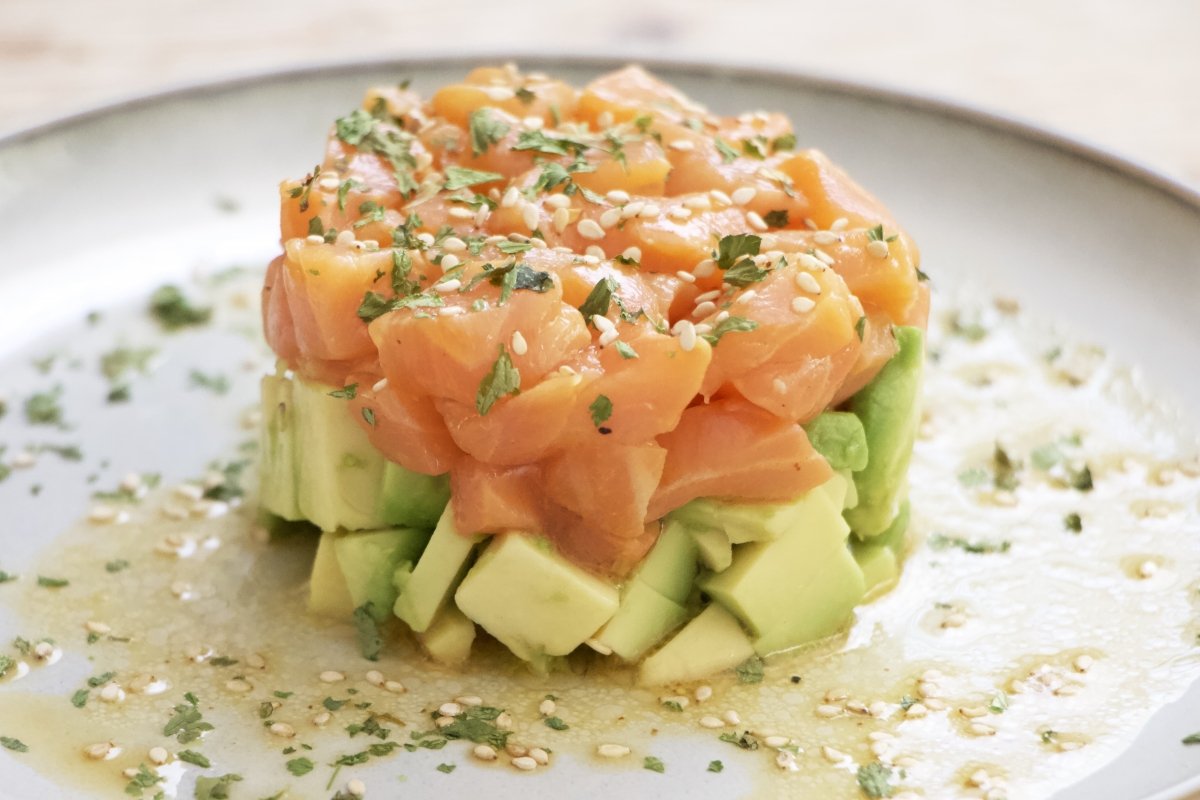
2,0,1197,190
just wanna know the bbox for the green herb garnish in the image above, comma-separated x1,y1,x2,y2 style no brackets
476,345,520,416
643,756,665,773
149,285,212,331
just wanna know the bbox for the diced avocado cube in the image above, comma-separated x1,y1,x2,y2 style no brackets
454,533,619,664
417,604,476,667
699,486,866,656
308,532,355,619
851,500,911,592
671,492,831,544
393,505,481,634
258,373,301,521
845,326,924,538
804,411,869,472
286,377,450,532
629,520,698,602
593,581,690,662
690,525,733,572
638,604,755,686
334,528,429,621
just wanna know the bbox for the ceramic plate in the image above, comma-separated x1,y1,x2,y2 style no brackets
1,57,1198,800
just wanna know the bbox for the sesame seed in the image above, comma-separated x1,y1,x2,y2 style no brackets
521,203,540,231
585,246,605,260
417,232,436,246
845,701,870,715
764,735,789,749
529,747,550,765
969,722,997,736
365,670,385,686
791,296,816,314
798,253,826,272
905,703,928,718
822,745,846,763
598,329,619,347
638,203,661,219
270,722,296,738
33,641,61,664
867,239,890,259
597,110,614,128
668,139,695,152
693,259,716,278
434,716,456,729
710,189,733,206
795,271,822,293
606,190,630,204
496,712,514,730
942,612,968,628
510,331,528,356
693,323,713,334
968,769,991,787
699,715,724,729
88,504,122,524
830,217,849,231
501,187,520,208
773,378,787,394
312,711,332,727
1138,559,1158,578
174,483,204,502
372,378,389,393
813,230,839,245
825,688,849,702
924,698,948,711
592,315,616,334
384,680,406,693
747,211,768,231
335,230,356,246
714,310,730,323
814,248,836,266
511,755,538,771
815,704,842,718
621,246,641,262
683,195,712,210
692,300,717,318
440,306,465,317
439,702,464,717
83,741,120,761
441,236,466,253
737,289,758,304
545,193,571,210
722,710,741,725
731,186,757,206
775,751,799,771
226,678,253,693
621,200,645,219
474,744,498,761
577,219,606,240
675,270,697,284
599,207,623,228
85,621,112,635
319,670,345,683
100,683,126,703
483,86,515,102
597,743,630,758
1073,654,1094,673
539,698,557,716
148,747,169,765
434,279,461,293
668,206,692,221
345,778,367,797
552,206,571,233
306,234,324,244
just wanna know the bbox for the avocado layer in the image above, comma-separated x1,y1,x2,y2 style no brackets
259,373,450,532
845,326,924,538
392,505,481,634
804,411,869,472
308,532,355,619
417,604,477,666
639,604,755,686
334,527,429,620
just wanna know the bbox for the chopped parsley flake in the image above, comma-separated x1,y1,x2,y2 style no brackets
436,763,457,774
1182,732,1200,745
1068,464,1094,491
0,657,14,679
579,277,616,322
543,716,569,730
357,289,444,323
164,693,214,744
856,761,894,798
24,387,64,427
701,316,758,346
643,755,666,773
468,109,510,156
188,370,230,395
70,688,89,708
718,731,759,751
123,763,163,797
194,773,242,800
513,129,590,158
443,166,503,191
476,345,520,416
149,285,212,331
988,692,1009,713
0,571,16,584
723,260,770,288
177,749,210,767
855,315,867,341
1064,512,1083,533
735,655,765,684
992,444,1021,491
715,234,761,270
328,384,358,400
286,757,315,776
708,760,724,773
929,534,1011,555
614,340,639,359
772,133,797,152
589,395,613,428
714,138,739,164
429,705,511,750
36,575,68,588
661,700,683,712
762,209,789,228
353,603,384,661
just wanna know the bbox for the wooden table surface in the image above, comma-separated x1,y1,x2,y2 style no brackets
2,0,1198,191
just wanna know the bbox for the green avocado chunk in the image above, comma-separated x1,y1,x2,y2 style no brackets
690,526,733,572
454,533,619,667
392,504,482,634
258,373,302,521
804,411,869,472
334,527,429,621
670,492,828,544
308,532,355,619
593,521,697,661
700,483,866,656
845,325,924,539
851,500,911,592
417,604,476,666
263,375,450,532
638,604,755,686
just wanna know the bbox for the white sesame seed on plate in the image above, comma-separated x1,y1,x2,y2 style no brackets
474,744,498,761
694,685,713,702
737,289,758,304
416,232,436,246
621,200,645,219
764,735,790,749
345,778,367,798
319,670,345,683
523,116,544,130
598,329,619,347
585,245,606,259
772,378,787,394
365,670,385,686
814,248,836,265
83,741,121,761
822,745,847,763
528,747,550,765
722,710,740,725
552,206,571,233
699,715,724,729
597,743,630,758
905,702,928,718
448,206,474,220
1073,654,1095,673
335,230,356,246
270,722,296,738
1138,559,1159,578
384,680,406,694
439,701,463,717
815,704,842,718
511,755,538,771
226,678,253,693
33,641,61,664
440,254,462,272
99,683,126,703
539,698,557,716
312,711,332,727
731,186,757,206
577,218,606,241
683,194,712,210
148,746,169,766
668,206,692,221
969,722,997,736
173,483,204,502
